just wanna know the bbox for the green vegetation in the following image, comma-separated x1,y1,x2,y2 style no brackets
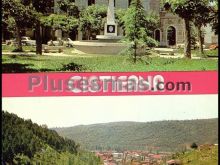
2,0,218,58
164,0,217,58
123,0,158,63
41,0,79,41
54,119,218,152
79,4,107,40
2,0,54,54
2,111,102,164
41,14,78,33
192,0,212,55
2,53,218,73
174,145,218,165
176,48,218,57
2,45,36,52
3,45,218,57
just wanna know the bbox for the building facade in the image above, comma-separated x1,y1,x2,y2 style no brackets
72,0,160,12
3,0,214,47
157,11,185,47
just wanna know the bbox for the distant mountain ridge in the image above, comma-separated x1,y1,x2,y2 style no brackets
54,119,218,152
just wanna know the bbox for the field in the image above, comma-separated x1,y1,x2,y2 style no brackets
2,46,218,73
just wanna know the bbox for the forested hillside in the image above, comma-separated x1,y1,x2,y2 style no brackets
2,111,102,165
54,119,218,152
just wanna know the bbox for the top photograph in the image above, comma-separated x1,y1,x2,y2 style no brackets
2,0,218,73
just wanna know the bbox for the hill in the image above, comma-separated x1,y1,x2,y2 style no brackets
54,119,218,152
2,111,102,165
174,145,218,165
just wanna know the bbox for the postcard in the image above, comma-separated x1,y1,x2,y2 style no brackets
2,0,218,165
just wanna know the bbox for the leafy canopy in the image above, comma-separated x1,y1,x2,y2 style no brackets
79,4,107,34
123,0,158,46
41,14,78,32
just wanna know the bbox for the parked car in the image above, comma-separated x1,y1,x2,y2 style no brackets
21,36,36,46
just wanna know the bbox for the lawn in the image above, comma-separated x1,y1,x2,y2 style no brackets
176,48,218,57
3,45,218,57
2,53,218,73
2,45,36,52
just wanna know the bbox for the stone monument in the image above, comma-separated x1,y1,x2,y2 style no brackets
105,0,117,36
72,0,127,55
96,0,122,41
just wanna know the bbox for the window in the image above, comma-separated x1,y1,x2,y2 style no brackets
88,0,95,6
155,29,160,42
167,26,176,46
128,0,132,6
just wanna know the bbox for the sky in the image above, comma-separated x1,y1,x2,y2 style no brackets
2,95,218,128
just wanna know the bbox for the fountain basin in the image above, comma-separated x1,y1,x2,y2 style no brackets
72,40,128,55
96,35,123,42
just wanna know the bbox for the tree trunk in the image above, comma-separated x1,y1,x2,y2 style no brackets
88,30,91,40
15,23,23,52
134,41,137,63
52,29,55,40
41,26,45,43
184,19,191,58
36,21,42,55
197,25,204,55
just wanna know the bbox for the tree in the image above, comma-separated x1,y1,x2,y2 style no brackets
13,154,31,165
115,9,127,34
123,0,158,63
164,0,200,58
41,1,79,41
31,0,54,55
190,25,199,50
79,5,107,40
2,0,38,52
193,0,213,55
144,12,160,47
209,0,218,35
165,0,217,57
190,142,198,149
2,111,80,164
41,14,78,40
56,0,80,18
2,0,54,54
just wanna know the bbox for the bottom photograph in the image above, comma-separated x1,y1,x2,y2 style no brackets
2,95,218,165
